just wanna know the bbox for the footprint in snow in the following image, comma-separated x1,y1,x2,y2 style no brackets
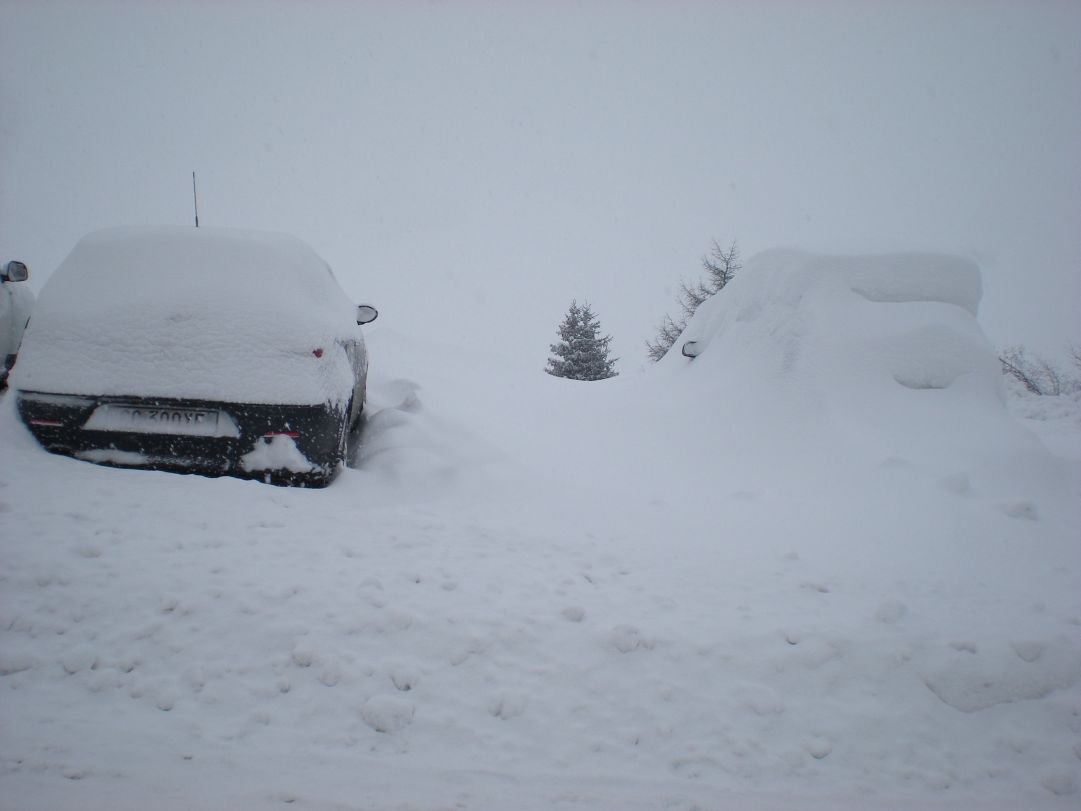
0,654,34,676
734,683,784,716
61,648,98,675
1010,640,1043,663
875,600,908,624
671,757,724,780
487,692,527,720
999,500,1039,520
448,637,488,665
938,472,972,496
805,737,832,759
361,695,414,733
319,663,342,687
385,661,420,692
562,606,585,623
1041,772,1078,796
609,625,653,653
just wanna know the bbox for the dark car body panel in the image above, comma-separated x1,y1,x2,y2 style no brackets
17,390,358,486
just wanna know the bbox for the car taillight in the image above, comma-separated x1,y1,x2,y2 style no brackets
29,418,64,427
263,431,300,438
312,348,324,358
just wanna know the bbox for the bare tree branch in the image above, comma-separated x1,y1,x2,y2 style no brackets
999,346,1044,395
648,238,740,362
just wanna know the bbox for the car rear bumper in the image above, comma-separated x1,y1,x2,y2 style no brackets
16,390,347,486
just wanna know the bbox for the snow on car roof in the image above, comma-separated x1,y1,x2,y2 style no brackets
13,226,364,405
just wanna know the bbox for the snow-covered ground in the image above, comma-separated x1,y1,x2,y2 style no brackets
1,253,1079,810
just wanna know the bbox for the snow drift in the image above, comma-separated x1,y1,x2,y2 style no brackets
646,249,1063,503
1,249,1079,810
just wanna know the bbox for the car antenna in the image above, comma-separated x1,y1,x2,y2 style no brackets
192,171,200,228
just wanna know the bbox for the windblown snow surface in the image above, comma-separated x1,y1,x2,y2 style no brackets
1,251,1079,810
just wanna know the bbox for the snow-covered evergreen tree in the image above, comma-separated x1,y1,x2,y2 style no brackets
545,300,618,381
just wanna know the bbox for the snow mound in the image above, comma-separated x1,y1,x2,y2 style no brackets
663,249,1061,500
674,249,989,391
840,252,981,313
240,434,316,474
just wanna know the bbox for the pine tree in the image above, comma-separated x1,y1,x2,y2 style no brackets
545,300,619,381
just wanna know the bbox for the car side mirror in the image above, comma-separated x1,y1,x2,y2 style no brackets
681,340,701,358
356,304,378,325
2,260,29,283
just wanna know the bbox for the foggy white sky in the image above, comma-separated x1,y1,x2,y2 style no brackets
2,0,1079,370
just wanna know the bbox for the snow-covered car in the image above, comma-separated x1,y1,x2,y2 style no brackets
13,226,378,486
1,259,35,390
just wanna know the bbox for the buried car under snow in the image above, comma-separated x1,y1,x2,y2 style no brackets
13,226,377,486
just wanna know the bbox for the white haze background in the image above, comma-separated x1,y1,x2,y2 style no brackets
2,0,1080,367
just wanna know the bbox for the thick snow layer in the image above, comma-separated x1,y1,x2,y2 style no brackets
660,250,1059,504
1,251,1079,810
240,434,317,474
12,227,363,406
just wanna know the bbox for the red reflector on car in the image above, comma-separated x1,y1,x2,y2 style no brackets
312,348,324,358
263,431,300,438
29,418,64,427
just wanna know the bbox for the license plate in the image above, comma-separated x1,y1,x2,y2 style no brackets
84,404,235,437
